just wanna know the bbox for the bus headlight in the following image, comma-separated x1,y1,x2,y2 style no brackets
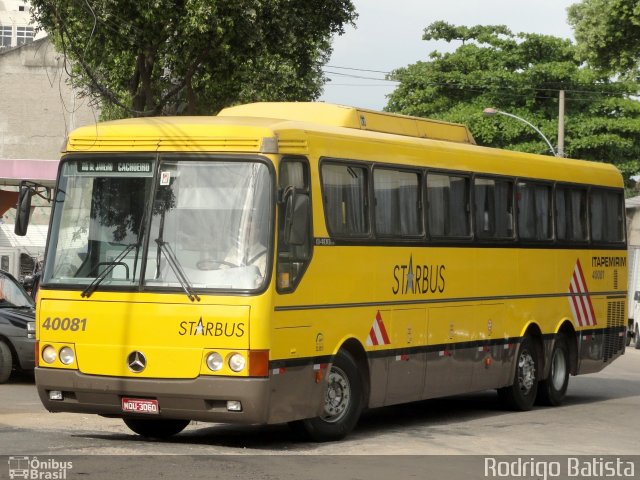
42,345,57,364
228,353,246,372
59,347,75,365
206,352,224,372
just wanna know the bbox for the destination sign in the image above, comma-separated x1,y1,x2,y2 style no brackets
77,161,153,174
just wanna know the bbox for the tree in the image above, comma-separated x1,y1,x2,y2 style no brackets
568,0,640,75
386,22,640,183
30,0,356,118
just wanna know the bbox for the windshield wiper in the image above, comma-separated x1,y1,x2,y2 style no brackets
81,243,137,298
155,239,200,302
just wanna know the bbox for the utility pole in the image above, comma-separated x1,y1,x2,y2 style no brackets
557,90,565,157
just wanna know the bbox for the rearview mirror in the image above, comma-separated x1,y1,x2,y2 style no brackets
14,185,33,236
284,192,310,246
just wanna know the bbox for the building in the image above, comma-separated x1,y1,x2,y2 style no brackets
0,0,42,49
0,222,45,278
0,1,97,277
0,36,96,171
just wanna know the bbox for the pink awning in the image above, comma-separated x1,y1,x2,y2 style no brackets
0,158,59,186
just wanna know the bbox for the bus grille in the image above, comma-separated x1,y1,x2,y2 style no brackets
603,300,625,363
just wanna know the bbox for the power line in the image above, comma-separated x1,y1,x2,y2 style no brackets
326,64,391,75
323,65,639,97
322,72,638,100
324,84,398,87
323,70,397,82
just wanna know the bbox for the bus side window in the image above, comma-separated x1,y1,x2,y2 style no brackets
277,158,312,293
321,163,369,236
374,168,422,237
517,181,552,241
427,172,471,238
474,177,514,240
556,186,588,242
590,188,625,244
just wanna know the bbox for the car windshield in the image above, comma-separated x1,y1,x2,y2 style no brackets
0,273,34,308
43,156,273,293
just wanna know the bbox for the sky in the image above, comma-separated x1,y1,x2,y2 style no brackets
320,0,576,111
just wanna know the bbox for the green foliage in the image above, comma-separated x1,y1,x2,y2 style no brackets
30,0,356,118
568,0,640,75
386,22,640,183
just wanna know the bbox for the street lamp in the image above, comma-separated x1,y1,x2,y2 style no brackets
482,107,558,157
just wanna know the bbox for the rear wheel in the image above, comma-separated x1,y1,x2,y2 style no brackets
289,350,364,442
0,340,14,384
536,335,569,406
498,335,538,411
123,418,190,439
635,324,640,350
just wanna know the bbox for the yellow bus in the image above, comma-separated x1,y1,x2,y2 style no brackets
16,102,628,441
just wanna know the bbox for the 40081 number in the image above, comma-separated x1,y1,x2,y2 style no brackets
41,317,88,331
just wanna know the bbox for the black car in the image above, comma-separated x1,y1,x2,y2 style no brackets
0,270,36,383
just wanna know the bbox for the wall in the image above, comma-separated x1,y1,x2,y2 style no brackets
0,37,97,161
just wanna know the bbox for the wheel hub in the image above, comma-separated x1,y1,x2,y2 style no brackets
550,347,567,390
323,366,351,423
518,350,536,394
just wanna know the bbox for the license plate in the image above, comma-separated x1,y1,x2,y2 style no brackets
121,397,159,414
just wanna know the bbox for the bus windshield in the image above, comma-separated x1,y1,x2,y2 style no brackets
43,157,273,293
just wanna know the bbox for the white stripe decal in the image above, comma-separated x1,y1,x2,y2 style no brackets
573,269,593,326
568,259,597,327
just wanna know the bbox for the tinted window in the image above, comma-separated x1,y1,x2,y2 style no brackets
374,169,421,236
322,163,369,236
474,177,514,239
590,188,625,243
556,187,588,242
427,173,470,238
517,181,552,240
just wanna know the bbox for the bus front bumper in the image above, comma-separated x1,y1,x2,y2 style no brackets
35,367,279,424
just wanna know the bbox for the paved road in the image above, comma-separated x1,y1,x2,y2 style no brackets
1,348,639,478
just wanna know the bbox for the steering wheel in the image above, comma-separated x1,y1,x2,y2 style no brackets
196,259,240,271
247,249,267,265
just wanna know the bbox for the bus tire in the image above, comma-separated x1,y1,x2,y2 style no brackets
0,340,14,384
635,324,640,350
498,335,538,411
289,349,363,442
122,418,190,439
536,335,569,406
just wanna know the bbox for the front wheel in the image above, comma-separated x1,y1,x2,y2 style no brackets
536,335,570,406
123,418,190,439
498,335,538,411
289,350,364,442
635,324,640,350
0,340,14,384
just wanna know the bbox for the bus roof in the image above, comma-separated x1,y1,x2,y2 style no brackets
218,102,476,144
64,102,623,188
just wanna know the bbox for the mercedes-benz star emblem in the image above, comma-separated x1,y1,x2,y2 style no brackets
127,351,147,373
